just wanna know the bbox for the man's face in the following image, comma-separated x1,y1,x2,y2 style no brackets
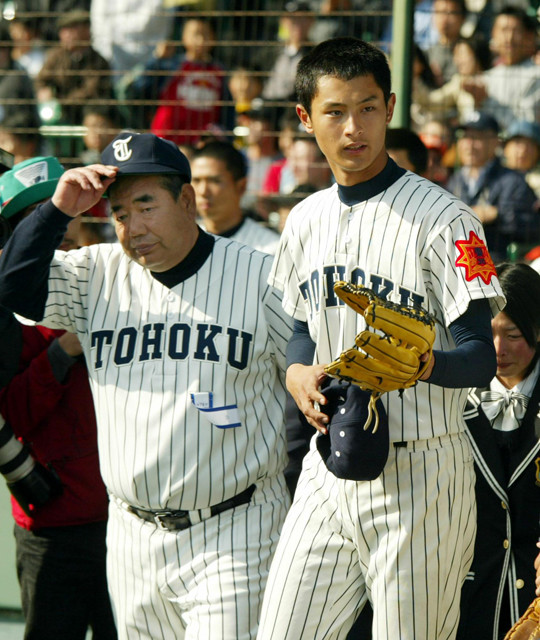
491,14,531,65
457,128,499,168
109,175,198,272
59,23,90,52
297,74,395,186
191,156,245,226
182,19,214,61
432,0,464,42
289,139,330,185
504,136,540,172
83,113,117,153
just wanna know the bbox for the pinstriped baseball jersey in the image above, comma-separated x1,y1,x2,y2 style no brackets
36,235,292,510
269,170,506,442
222,217,280,255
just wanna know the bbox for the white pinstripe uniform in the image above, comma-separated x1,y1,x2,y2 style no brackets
34,236,292,639
257,169,506,640
202,217,280,255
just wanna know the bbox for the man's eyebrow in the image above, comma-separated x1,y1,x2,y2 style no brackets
321,94,379,108
111,193,155,213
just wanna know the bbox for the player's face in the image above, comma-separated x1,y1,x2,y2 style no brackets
492,311,538,388
297,74,395,186
191,156,245,228
110,175,199,272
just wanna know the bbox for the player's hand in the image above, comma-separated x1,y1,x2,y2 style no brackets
52,164,118,217
286,363,329,434
419,351,435,381
535,543,540,595
56,332,83,357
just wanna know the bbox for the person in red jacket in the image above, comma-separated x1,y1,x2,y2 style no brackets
0,155,116,640
150,17,234,145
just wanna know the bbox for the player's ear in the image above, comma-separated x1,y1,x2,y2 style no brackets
180,183,197,220
386,94,396,125
296,104,314,134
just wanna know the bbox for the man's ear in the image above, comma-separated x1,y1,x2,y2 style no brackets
386,93,396,125
180,183,198,220
296,104,314,134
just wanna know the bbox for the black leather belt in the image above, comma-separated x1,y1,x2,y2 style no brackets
127,484,256,531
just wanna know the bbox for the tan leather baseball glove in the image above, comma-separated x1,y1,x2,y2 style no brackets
324,282,436,432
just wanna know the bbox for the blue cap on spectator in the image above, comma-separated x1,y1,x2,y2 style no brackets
458,111,500,134
505,120,540,147
316,380,389,481
101,132,191,182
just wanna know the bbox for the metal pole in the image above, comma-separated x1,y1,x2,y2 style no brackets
389,0,415,128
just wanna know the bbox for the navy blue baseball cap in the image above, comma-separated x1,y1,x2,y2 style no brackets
316,380,389,481
457,111,500,135
101,132,191,182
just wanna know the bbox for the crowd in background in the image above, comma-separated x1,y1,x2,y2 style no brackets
0,0,537,265
0,2,540,639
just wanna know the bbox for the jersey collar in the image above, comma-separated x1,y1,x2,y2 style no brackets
337,157,406,207
151,227,215,289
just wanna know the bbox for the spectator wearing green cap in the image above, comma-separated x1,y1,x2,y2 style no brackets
0,155,117,640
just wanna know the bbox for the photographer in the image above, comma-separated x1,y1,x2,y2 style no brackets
0,156,116,640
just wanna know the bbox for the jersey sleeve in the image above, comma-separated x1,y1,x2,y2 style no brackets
262,256,294,376
268,221,308,322
423,205,506,327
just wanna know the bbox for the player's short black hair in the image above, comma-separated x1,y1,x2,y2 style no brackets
496,262,540,353
191,141,248,181
295,37,392,115
385,128,428,175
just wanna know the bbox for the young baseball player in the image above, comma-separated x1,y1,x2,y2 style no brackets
256,37,506,640
0,132,293,640
191,140,280,254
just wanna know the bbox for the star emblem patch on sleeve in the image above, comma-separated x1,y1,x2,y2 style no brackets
455,231,497,284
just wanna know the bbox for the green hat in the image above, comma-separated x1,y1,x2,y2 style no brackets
0,157,64,219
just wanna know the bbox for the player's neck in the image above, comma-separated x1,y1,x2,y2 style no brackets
202,212,244,235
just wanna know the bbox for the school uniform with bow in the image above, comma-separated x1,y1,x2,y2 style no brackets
457,361,540,640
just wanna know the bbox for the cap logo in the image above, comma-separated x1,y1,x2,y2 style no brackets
14,161,49,187
112,136,133,162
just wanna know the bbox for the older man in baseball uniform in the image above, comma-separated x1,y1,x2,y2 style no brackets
0,132,293,640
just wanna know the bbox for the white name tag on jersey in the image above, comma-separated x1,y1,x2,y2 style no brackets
191,392,241,429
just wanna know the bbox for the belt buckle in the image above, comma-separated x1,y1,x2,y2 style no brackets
153,510,176,531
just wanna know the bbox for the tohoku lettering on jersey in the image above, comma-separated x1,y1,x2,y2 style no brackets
90,322,254,370
270,171,506,442
36,236,293,511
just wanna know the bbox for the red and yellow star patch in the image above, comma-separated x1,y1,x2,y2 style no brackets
455,231,496,284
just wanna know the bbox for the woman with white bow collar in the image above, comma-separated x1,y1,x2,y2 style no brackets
457,262,540,640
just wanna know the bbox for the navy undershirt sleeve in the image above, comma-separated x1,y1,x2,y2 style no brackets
286,319,315,368
428,298,496,388
286,298,496,389
0,200,70,321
